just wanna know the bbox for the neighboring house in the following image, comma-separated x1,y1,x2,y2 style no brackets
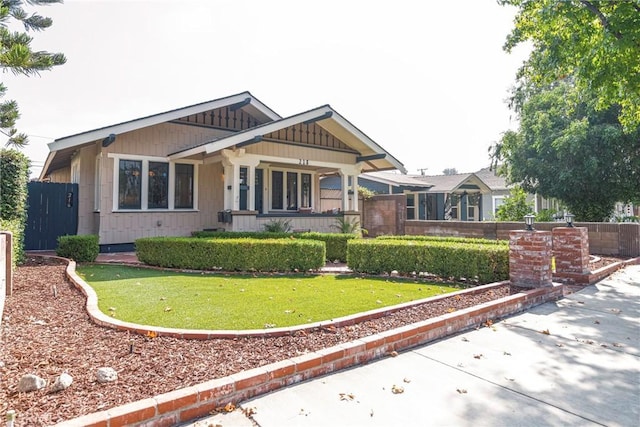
320,168,562,222
40,91,406,250
321,170,490,221
474,168,562,220
319,171,430,213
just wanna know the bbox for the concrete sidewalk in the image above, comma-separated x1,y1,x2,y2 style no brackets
190,265,640,427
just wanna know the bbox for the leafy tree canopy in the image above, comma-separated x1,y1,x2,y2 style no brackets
494,81,639,222
0,0,66,147
500,0,640,132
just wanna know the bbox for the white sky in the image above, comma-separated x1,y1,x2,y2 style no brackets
4,0,530,179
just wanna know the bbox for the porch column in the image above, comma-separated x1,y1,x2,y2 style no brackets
350,174,358,211
232,163,241,210
248,166,255,211
341,172,349,212
243,158,260,211
222,158,233,210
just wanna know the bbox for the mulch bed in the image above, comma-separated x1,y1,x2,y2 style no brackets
0,255,626,425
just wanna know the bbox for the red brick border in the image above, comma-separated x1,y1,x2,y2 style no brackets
554,257,640,285
64,258,517,339
53,258,565,426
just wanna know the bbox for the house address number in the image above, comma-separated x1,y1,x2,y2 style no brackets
299,159,309,165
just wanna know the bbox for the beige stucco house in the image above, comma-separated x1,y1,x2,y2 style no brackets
40,92,405,250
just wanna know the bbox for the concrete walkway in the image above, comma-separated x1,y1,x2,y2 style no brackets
187,265,640,427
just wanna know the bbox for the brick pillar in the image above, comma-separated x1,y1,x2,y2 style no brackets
552,227,589,275
509,230,553,288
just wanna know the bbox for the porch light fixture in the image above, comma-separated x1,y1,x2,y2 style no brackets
564,213,575,227
524,214,535,231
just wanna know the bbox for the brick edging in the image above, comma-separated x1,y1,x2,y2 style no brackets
64,257,512,339
553,257,640,285
53,279,564,426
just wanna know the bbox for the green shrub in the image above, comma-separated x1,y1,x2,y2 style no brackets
263,218,292,232
136,237,325,272
0,149,30,265
347,239,509,284
191,230,355,262
297,232,356,262
56,234,99,262
0,219,24,268
535,209,557,222
331,216,366,235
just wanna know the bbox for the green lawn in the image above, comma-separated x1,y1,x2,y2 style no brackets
76,265,459,330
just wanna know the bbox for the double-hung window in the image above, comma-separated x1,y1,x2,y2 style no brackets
111,155,197,211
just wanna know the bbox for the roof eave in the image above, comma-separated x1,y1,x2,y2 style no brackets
48,92,281,153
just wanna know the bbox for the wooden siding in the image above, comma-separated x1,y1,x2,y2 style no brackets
47,167,71,183
103,122,230,158
76,144,99,235
247,142,356,165
232,213,340,233
263,122,356,153
97,162,225,245
96,122,230,244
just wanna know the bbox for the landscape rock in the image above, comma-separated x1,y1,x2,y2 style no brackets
96,367,118,383
52,372,73,392
17,374,46,393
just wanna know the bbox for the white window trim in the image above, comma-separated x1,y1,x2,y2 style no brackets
108,153,199,212
267,167,316,212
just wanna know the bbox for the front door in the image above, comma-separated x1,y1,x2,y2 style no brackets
467,205,478,221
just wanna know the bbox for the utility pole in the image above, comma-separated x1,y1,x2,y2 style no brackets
417,168,428,176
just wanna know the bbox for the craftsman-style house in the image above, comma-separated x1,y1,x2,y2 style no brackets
40,92,405,250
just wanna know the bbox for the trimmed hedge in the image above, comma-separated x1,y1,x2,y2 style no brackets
191,231,355,262
136,237,326,272
376,235,508,246
191,231,291,239
0,149,30,265
56,235,99,262
347,239,509,284
0,219,23,268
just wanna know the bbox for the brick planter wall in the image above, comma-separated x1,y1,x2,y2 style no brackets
509,230,553,288
553,227,589,275
362,195,406,237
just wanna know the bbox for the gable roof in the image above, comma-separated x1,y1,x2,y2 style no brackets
361,171,432,188
473,167,510,191
412,172,491,193
170,105,407,173
40,91,281,179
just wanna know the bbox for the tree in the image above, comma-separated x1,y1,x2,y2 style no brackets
442,168,458,176
499,0,640,132
0,0,66,147
495,186,533,222
493,81,639,222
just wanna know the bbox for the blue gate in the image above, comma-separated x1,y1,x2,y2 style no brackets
24,182,79,251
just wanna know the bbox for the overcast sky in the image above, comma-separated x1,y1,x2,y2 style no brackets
4,0,530,178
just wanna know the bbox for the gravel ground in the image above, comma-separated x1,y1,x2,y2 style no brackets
0,255,624,425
